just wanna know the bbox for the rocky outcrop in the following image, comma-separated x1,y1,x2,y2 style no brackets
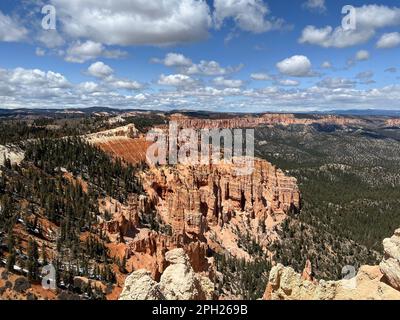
386,119,400,127
264,264,400,300
0,145,24,166
380,228,400,291
144,159,300,240
265,229,400,300
85,123,138,143
169,113,362,129
125,229,210,279
119,248,214,300
119,270,164,300
159,249,204,300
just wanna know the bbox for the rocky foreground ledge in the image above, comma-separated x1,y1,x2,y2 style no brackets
119,248,214,300
264,229,400,300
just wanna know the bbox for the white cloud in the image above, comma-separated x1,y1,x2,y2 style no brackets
355,50,370,61
376,32,400,49
299,25,374,48
3,66,400,112
355,71,375,85
277,79,300,86
321,61,332,69
158,74,196,87
87,61,114,78
317,77,355,89
163,53,193,67
213,0,285,33
356,71,374,79
66,41,104,63
35,48,46,57
153,53,242,76
0,66,146,109
0,11,27,42
87,61,142,90
251,73,272,81
356,5,400,29
110,79,142,90
276,55,312,77
299,5,400,48
65,40,127,63
185,60,242,76
213,76,243,88
36,30,65,48
51,0,211,46
303,0,326,13
78,81,101,93
8,68,70,88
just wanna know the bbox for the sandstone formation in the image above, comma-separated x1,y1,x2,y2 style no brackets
265,229,400,300
380,228,400,291
386,118,400,127
119,270,164,300
0,145,24,166
144,159,300,240
90,119,301,296
85,123,138,142
121,229,210,280
119,248,214,300
169,113,362,130
264,263,400,300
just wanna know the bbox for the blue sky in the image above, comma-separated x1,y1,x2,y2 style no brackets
0,0,399,111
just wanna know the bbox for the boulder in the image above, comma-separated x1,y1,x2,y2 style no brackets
380,228,400,291
119,270,164,300
119,248,214,300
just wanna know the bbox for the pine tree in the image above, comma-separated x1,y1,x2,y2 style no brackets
120,255,127,274
27,238,40,281
42,242,48,266
6,230,16,272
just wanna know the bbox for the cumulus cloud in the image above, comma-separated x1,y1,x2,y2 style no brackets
78,81,102,93
8,68,70,88
0,66,146,109
87,61,114,78
277,79,300,86
213,76,243,88
355,50,370,61
321,61,332,69
276,55,313,77
186,60,242,76
376,32,400,49
317,77,356,89
51,0,211,46
303,0,326,13
110,79,142,90
2,66,400,112
250,73,272,81
356,71,375,84
0,11,28,42
35,48,46,57
299,25,374,48
158,74,196,87
153,53,242,76
155,53,193,67
65,41,127,63
299,5,400,48
213,0,285,33
87,61,142,90
36,30,65,48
